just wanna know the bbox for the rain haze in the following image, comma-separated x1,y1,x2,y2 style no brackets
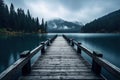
4,0,120,24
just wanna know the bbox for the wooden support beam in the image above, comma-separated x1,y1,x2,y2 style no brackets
47,39,50,46
77,42,81,54
20,50,31,76
41,42,45,54
70,39,74,46
92,51,103,75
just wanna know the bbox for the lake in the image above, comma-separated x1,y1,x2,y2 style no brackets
0,33,120,80
0,33,55,73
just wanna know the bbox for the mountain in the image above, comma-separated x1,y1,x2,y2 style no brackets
73,21,83,26
81,9,120,33
47,18,83,33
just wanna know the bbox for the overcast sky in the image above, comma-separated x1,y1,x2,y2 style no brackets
4,0,120,24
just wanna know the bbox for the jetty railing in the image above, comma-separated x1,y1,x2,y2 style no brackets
0,35,57,80
63,35,120,79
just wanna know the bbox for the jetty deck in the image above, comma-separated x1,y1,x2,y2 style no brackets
19,36,104,80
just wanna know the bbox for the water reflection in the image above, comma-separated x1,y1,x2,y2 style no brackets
0,34,54,73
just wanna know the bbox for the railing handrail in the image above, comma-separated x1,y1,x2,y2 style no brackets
63,35,120,79
0,35,57,80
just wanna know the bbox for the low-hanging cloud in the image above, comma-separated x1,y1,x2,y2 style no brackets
4,0,120,24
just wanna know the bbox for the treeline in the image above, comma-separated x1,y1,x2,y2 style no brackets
81,9,120,33
0,0,47,33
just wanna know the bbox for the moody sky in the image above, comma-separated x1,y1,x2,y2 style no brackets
4,0,120,24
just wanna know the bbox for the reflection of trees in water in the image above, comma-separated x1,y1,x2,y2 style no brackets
0,34,48,73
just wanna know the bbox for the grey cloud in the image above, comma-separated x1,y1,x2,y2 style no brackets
5,0,25,7
4,0,120,24
59,0,120,12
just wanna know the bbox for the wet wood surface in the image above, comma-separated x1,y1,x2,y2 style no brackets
19,36,104,80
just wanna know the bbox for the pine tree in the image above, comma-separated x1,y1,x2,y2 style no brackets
0,0,5,28
17,8,26,31
10,3,16,30
27,10,31,19
26,9,32,32
41,18,44,33
36,17,40,31
4,5,9,28
36,17,39,27
0,1,45,33
44,21,48,33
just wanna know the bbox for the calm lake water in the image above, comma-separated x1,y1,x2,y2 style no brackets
0,33,120,80
0,33,55,74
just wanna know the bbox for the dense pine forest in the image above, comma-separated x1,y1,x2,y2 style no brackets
0,0,47,33
81,9,120,33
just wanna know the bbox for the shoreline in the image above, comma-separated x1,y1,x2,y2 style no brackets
0,28,42,36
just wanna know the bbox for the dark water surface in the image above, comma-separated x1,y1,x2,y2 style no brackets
0,33,120,80
0,33,54,74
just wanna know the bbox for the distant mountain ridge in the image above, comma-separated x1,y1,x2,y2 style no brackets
47,18,83,33
81,9,120,33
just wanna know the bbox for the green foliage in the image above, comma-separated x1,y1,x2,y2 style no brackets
81,9,120,33
0,28,6,32
0,0,47,33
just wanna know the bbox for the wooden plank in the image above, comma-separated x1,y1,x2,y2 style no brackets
32,66,91,70
19,36,104,80
19,75,103,80
28,70,95,76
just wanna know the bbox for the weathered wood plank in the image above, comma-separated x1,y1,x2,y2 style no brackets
32,66,91,70
19,75,103,80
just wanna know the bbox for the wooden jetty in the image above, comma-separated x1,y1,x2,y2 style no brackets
0,35,120,80
19,36,103,80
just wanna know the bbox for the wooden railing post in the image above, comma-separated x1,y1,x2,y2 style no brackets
70,39,74,46
41,42,45,54
20,50,31,76
47,39,50,46
68,39,70,43
92,51,103,75
77,42,81,54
